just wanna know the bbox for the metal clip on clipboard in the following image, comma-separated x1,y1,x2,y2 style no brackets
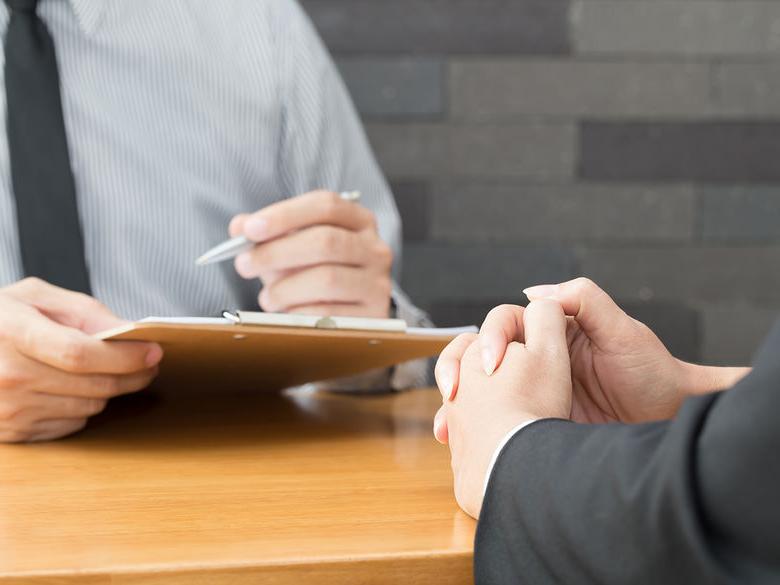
222,310,408,333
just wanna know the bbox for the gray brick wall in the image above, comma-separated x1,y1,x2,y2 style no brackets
300,0,780,365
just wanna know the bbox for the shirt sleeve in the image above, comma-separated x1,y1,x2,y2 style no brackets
272,0,431,391
482,419,539,496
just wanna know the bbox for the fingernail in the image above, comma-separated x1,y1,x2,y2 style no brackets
235,253,253,277
244,216,268,240
433,416,444,443
439,369,455,401
145,345,164,367
481,346,496,376
523,284,559,300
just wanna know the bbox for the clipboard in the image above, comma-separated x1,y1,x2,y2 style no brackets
98,312,474,392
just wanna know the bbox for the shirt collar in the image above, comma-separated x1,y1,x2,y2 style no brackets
68,0,107,35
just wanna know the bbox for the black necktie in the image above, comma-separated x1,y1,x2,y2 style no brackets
4,0,91,293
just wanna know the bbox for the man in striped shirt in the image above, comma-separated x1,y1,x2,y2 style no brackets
0,0,429,442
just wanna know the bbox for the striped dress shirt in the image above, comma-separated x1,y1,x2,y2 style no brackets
0,0,430,389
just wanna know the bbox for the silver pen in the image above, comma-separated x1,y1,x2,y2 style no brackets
195,190,362,266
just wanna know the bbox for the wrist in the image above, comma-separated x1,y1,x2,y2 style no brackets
677,360,751,397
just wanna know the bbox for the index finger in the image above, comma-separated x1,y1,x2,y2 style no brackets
228,213,249,238
435,333,478,401
478,304,525,377
239,191,376,243
10,307,161,374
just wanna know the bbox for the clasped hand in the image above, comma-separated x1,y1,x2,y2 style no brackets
434,278,749,519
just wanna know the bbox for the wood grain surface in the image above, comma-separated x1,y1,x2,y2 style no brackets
0,386,475,584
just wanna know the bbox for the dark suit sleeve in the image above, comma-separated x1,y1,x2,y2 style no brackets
475,323,780,585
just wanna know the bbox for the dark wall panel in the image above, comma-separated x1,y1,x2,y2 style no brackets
579,121,780,182
301,0,780,365
300,0,571,55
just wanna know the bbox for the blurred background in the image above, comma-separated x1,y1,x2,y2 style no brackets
299,0,780,365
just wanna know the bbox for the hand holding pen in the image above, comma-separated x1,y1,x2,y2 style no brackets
198,190,394,319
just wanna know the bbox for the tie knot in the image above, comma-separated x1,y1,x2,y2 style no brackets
5,0,38,13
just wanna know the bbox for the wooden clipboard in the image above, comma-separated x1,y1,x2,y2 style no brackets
99,322,457,392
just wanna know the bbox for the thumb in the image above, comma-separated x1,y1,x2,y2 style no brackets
520,299,573,422
522,299,569,365
524,278,629,342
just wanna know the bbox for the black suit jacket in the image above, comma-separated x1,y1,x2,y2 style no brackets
475,321,780,584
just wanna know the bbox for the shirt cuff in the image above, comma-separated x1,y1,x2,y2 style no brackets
483,419,539,496
389,282,434,390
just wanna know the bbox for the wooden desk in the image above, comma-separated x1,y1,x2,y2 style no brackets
0,387,475,584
